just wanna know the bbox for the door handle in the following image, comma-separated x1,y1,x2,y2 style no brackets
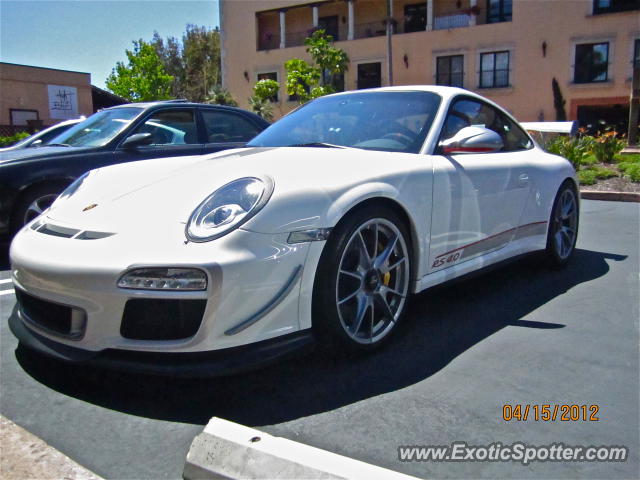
518,173,529,187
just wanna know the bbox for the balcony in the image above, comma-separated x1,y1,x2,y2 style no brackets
256,0,507,51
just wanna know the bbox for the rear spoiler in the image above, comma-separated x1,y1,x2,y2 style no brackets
520,121,578,137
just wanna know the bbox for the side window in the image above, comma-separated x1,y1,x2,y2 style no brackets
201,110,261,143
491,109,533,151
440,98,532,152
440,99,483,141
132,109,198,145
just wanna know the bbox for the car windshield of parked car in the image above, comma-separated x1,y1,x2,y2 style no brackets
49,107,143,148
247,91,441,153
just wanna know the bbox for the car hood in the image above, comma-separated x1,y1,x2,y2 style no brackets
0,145,95,164
43,146,426,236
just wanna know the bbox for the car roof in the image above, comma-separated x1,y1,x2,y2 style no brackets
327,85,477,101
103,100,269,125
106,100,248,112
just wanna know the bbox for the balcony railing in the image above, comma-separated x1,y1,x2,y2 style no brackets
257,33,279,51
256,6,486,50
434,13,474,30
353,20,388,39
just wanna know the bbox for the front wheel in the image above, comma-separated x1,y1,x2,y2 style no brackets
545,181,579,267
11,184,63,234
312,207,412,351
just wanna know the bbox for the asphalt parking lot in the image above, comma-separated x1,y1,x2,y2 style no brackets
1,199,638,480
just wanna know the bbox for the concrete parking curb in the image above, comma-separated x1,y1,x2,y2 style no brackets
183,417,420,480
580,190,640,202
0,415,103,480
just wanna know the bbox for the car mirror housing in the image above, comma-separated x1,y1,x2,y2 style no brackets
440,126,503,154
121,133,153,149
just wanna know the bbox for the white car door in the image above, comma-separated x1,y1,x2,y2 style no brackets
428,96,535,273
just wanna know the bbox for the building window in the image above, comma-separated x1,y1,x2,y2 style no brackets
357,62,382,89
257,72,279,101
593,0,640,15
479,51,510,88
436,55,464,87
404,3,427,33
487,0,512,23
574,42,609,83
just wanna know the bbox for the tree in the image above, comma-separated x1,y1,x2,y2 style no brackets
248,79,280,121
284,29,349,104
152,25,221,102
150,33,183,98
106,40,173,102
304,29,349,89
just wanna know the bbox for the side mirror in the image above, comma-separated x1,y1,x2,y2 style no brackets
121,133,153,149
439,126,503,154
29,139,43,148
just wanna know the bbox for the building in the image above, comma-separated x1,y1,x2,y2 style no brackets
0,63,94,134
220,0,639,128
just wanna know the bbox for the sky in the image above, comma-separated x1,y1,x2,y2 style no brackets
0,0,219,88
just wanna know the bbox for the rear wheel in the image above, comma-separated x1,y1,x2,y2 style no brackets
313,207,412,351
545,181,579,267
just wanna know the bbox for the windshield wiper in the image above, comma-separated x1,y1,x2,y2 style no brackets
288,142,344,148
47,143,71,147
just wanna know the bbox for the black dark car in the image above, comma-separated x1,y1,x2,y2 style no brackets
0,100,269,238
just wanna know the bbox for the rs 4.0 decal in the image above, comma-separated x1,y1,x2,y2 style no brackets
432,251,462,269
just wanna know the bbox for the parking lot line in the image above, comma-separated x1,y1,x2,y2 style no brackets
0,289,15,296
0,279,13,284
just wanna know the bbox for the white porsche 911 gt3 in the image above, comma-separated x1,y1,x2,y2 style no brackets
9,86,579,375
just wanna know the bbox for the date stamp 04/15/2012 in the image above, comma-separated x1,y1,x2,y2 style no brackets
503,404,600,422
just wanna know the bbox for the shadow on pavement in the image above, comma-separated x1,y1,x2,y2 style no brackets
0,242,9,271
13,248,626,427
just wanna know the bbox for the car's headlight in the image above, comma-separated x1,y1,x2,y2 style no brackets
186,177,273,242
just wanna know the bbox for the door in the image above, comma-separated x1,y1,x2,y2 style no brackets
116,108,204,162
428,96,534,272
357,63,382,89
200,109,263,153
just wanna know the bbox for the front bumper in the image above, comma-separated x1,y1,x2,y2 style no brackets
9,312,313,377
9,218,320,360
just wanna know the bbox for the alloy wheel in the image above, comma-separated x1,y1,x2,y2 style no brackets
23,194,58,225
552,188,578,260
335,218,410,344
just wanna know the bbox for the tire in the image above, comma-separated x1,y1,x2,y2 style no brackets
11,185,63,233
545,180,579,267
312,206,412,352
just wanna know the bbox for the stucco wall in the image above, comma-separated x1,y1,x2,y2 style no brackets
221,0,638,122
0,63,93,127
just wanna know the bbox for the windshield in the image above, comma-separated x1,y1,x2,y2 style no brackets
247,91,441,153
49,107,143,147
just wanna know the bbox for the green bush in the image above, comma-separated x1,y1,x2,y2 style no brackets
591,131,625,163
614,153,640,164
581,154,598,166
591,166,618,180
578,170,597,185
0,131,30,147
545,135,594,169
248,96,273,121
204,86,238,107
253,79,280,103
618,162,640,182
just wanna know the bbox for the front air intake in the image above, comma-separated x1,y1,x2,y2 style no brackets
120,298,206,340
